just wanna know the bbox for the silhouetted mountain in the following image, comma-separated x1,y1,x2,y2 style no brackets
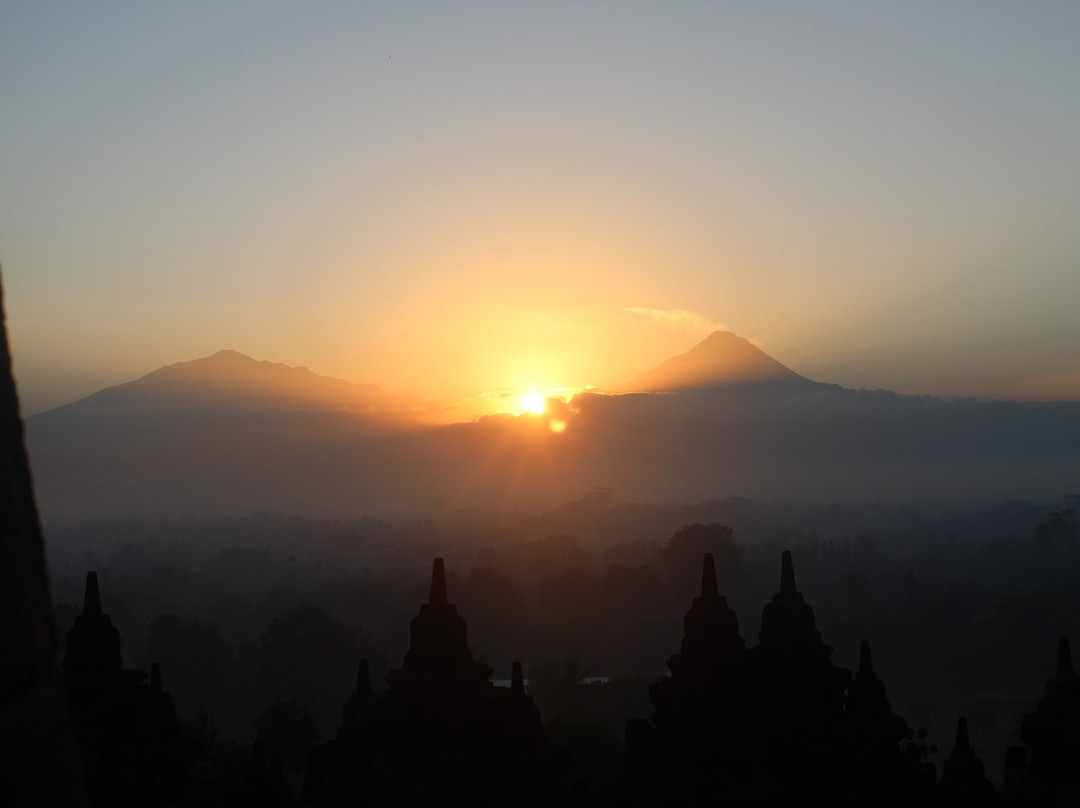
619,331,825,393
23,342,1080,522
24,352,431,519
43,350,420,418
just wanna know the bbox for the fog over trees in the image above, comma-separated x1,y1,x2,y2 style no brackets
46,495,1080,753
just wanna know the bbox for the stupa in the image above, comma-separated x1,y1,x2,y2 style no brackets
304,558,549,806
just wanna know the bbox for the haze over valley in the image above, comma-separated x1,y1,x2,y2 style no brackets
26,331,1080,522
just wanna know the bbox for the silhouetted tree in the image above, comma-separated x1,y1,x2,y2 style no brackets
462,565,525,613
201,546,284,598
537,567,603,623
602,564,663,611
661,523,743,593
603,539,661,570
459,565,528,661
240,604,369,737
1032,507,1079,548
553,659,585,718
981,590,1080,686
145,613,233,723
256,698,320,770
520,534,596,579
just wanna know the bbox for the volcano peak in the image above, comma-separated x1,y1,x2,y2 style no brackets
620,331,814,393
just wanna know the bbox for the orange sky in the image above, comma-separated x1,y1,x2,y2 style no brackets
2,4,1080,415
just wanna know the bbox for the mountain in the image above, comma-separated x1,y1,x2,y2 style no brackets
619,331,823,393
44,350,420,419
22,342,1080,522
24,352,433,519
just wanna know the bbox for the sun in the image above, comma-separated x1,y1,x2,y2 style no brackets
521,392,546,415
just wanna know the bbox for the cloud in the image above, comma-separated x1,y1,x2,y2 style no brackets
623,307,728,335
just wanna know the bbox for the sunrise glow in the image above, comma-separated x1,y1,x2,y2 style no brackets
521,393,546,415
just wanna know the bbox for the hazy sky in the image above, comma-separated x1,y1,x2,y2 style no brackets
2,2,1079,415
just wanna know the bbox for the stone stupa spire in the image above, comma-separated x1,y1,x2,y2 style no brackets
939,714,995,798
758,550,825,655
701,552,719,598
754,550,850,717
83,571,103,617
64,570,122,676
844,639,895,720
429,558,448,606
650,553,748,726
1021,635,1080,777
859,640,874,677
780,549,797,595
386,558,492,689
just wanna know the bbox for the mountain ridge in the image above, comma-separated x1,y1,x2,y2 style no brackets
33,349,419,419
619,330,824,393
23,335,1080,522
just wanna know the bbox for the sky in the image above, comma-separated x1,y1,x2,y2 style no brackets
2,2,1079,416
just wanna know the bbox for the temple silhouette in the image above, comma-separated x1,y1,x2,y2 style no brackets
303,557,552,806
62,571,192,803
1010,636,1080,805
33,529,1080,808
618,552,1080,807
48,554,1080,806
621,550,917,806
